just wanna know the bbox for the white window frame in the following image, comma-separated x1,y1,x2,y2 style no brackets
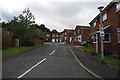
78,35,81,42
118,28,120,43
103,33,111,43
93,21,96,28
102,13,107,22
92,34,97,44
116,2,120,12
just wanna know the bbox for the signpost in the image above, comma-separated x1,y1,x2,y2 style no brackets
98,6,104,62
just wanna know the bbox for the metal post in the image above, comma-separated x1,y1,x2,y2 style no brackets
100,11,104,62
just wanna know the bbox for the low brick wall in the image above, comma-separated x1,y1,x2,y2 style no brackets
70,41,81,46
36,40,43,44
3,39,15,48
3,40,43,48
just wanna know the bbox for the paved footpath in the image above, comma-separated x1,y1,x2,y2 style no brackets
70,46,120,78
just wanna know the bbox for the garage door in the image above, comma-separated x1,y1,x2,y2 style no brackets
52,39,55,42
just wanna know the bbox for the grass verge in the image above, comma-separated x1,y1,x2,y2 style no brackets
79,46,120,68
2,44,42,56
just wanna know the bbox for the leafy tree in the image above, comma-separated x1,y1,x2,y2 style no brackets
8,17,26,40
2,22,9,28
18,8,35,28
8,8,35,40
2,31,8,46
51,29,58,33
36,24,50,33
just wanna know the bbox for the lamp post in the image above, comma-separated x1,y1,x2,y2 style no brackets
98,6,104,62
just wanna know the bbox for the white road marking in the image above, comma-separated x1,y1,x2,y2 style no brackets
69,47,102,78
49,50,56,55
18,58,46,79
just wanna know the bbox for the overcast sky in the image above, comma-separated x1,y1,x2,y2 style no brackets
0,0,112,32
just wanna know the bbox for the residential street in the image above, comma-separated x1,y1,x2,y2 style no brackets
2,43,94,78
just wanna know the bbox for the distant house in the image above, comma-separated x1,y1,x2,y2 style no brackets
44,34,51,42
71,25,91,46
52,33,56,42
89,2,120,54
62,29,74,44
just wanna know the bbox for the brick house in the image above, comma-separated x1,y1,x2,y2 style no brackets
71,25,91,46
59,32,62,42
62,29,74,44
89,2,120,54
44,34,51,42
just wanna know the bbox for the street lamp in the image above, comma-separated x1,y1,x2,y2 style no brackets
98,6,104,62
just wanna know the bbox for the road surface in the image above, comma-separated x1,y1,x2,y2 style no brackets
2,43,94,78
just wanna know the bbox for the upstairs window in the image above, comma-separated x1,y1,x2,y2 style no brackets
74,32,76,35
116,2,120,12
65,32,67,35
103,13,107,22
93,21,96,28
118,28,120,43
78,29,80,33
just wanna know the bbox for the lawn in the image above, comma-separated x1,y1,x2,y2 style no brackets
2,44,42,56
79,46,120,68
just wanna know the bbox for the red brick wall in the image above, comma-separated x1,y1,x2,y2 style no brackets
70,41,81,46
90,3,120,54
36,40,43,44
3,39,15,48
81,29,90,42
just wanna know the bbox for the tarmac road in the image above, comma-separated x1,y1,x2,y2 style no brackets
2,43,94,78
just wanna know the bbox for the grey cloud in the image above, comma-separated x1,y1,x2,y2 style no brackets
1,1,109,32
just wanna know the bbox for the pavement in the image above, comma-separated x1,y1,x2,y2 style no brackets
70,45,120,78
2,43,94,78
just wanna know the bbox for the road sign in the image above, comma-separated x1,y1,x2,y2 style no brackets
100,31,104,37
99,24,104,28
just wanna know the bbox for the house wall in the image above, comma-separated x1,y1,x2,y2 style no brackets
90,2,120,54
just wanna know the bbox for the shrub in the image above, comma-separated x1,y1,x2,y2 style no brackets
22,41,35,46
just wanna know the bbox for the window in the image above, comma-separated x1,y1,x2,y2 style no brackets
60,35,62,37
118,28,120,43
52,34,55,37
93,21,96,28
65,37,67,40
92,34,96,43
74,32,76,35
78,35,81,42
56,35,58,37
116,2,120,12
65,32,67,35
78,30,80,33
103,13,107,22
47,35,49,37
103,33,111,43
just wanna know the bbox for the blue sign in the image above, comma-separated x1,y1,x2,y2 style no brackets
100,31,104,37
